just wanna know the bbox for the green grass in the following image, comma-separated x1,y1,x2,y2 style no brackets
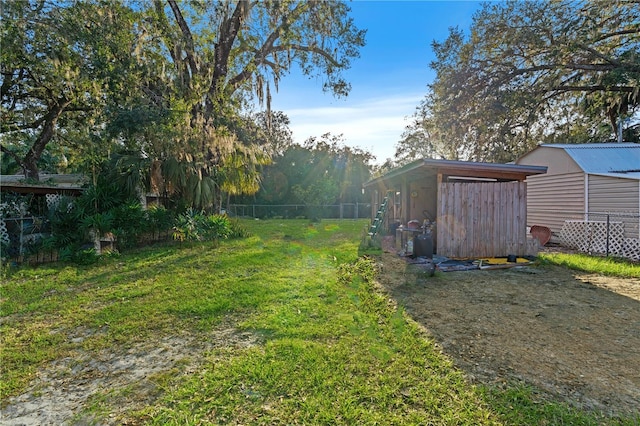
539,252,640,278
2,219,637,425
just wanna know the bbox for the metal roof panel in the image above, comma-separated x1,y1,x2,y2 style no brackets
541,143,640,173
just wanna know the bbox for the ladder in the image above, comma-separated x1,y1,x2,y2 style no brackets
368,195,389,239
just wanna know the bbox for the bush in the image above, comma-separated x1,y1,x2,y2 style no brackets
43,174,147,261
45,196,86,253
200,214,231,241
111,202,147,249
146,205,174,240
173,209,231,242
227,217,251,239
81,212,114,236
59,246,99,265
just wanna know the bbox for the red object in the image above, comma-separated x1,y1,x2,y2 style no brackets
530,225,551,246
407,220,420,229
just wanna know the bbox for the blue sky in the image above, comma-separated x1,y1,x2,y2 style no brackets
268,1,484,164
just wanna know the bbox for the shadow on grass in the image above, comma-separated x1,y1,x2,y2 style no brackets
374,248,640,424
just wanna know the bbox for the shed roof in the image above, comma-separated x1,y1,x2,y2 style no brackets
0,174,86,195
364,158,547,188
536,143,640,175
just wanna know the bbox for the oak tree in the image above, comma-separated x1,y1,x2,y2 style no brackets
1,0,141,179
398,0,640,163
133,0,366,210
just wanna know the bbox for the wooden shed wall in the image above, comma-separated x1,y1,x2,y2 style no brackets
437,181,528,258
588,174,640,238
524,172,585,236
408,178,438,223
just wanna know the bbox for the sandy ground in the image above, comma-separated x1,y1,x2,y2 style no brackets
0,316,260,425
376,239,640,417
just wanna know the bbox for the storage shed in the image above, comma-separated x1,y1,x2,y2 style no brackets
516,143,640,260
364,159,547,258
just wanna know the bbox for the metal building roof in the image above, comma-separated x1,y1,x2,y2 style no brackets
541,143,640,174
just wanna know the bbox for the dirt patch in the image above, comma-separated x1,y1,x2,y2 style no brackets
376,244,640,417
0,316,261,425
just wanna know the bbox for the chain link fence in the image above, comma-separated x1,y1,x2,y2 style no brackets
227,203,371,220
0,216,56,263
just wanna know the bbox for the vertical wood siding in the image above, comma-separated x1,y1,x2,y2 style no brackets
437,182,527,258
524,172,585,235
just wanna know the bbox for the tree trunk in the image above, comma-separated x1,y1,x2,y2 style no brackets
205,1,248,120
23,97,72,181
607,104,617,140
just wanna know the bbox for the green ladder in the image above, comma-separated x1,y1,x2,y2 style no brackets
368,196,389,239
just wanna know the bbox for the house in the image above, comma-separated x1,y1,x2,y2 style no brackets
516,143,640,260
363,159,547,258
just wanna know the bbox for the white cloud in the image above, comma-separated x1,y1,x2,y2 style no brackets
285,94,423,163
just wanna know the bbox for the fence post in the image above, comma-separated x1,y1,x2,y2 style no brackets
19,217,24,257
355,203,358,219
606,214,610,257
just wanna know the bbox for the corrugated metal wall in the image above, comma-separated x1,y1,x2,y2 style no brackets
437,181,528,258
588,175,640,238
525,172,585,235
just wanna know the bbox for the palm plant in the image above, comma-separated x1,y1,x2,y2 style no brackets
160,126,271,212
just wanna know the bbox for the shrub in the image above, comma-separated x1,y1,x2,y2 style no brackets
45,196,86,253
110,202,147,249
200,214,231,241
146,205,174,240
227,217,251,239
81,212,114,236
173,209,231,242
172,208,200,241
44,174,146,261
59,246,98,265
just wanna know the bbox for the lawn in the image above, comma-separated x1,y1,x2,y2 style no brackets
1,219,636,425
539,251,640,278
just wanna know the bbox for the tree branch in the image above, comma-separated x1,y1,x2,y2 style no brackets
553,85,637,93
496,61,638,89
0,117,46,133
227,44,341,93
276,44,341,67
166,0,199,79
225,2,314,96
594,27,640,44
153,0,181,66
573,43,623,67
209,1,249,97
0,143,25,171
